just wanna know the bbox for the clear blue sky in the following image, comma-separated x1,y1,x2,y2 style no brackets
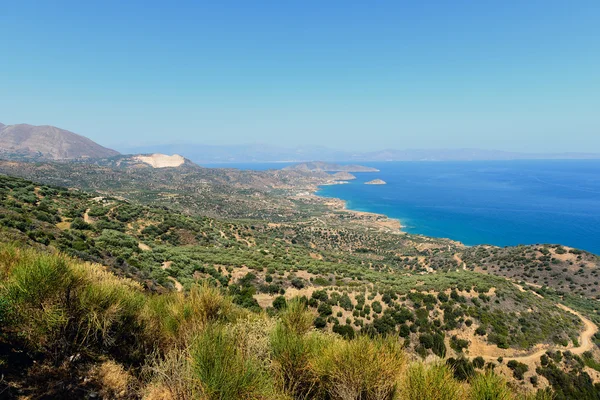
1,1,599,152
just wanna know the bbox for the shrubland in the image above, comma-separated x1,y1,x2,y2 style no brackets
0,244,559,399
1,173,600,398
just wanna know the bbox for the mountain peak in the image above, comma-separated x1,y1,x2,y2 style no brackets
0,123,119,160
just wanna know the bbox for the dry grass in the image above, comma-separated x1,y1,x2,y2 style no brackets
142,349,197,400
142,282,241,349
311,335,406,400
92,360,133,399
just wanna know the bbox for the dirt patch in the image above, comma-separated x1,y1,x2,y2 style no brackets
138,242,151,251
230,266,252,280
83,209,92,223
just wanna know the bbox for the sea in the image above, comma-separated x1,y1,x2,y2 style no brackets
204,160,600,255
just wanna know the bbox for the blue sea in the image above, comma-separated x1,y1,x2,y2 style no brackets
206,160,600,254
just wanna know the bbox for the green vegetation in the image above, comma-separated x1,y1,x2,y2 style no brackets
0,244,571,399
0,164,599,398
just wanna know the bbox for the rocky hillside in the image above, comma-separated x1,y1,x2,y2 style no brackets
0,123,119,160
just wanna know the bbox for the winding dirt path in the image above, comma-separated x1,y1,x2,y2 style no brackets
477,303,597,363
453,253,466,270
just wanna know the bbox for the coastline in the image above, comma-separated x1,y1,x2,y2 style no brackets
310,182,403,233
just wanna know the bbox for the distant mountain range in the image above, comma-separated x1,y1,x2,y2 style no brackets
0,123,119,160
122,142,600,164
2,122,600,163
282,161,379,172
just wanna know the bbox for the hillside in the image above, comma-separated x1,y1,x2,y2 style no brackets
0,243,568,400
0,158,364,222
1,174,600,398
0,123,119,160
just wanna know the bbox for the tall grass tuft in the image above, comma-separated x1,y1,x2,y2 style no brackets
311,335,406,400
469,370,513,400
401,361,465,400
280,298,314,335
0,244,146,357
143,348,198,400
518,389,555,400
270,322,325,399
143,282,238,348
191,324,276,400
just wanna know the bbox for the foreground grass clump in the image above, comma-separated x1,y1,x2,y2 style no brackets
401,362,464,400
191,324,276,399
142,281,240,349
469,370,514,400
312,335,405,400
0,244,147,361
0,244,562,399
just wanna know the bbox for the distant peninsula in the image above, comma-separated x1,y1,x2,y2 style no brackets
365,179,386,185
330,171,356,180
283,161,379,173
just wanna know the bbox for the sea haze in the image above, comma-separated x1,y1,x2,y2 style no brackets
314,160,600,255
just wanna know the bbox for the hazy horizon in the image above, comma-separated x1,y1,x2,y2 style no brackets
2,1,599,152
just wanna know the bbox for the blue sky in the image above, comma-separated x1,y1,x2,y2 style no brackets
1,1,599,152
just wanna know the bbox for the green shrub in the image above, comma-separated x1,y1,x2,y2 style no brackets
191,324,274,399
313,335,405,400
280,298,314,335
506,360,528,380
270,325,326,398
469,370,513,400
401,362,464,400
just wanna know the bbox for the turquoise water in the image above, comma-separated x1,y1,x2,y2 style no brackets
316,160,600,254
206,160,600,254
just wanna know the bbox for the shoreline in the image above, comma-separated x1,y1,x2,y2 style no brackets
310,182,403,233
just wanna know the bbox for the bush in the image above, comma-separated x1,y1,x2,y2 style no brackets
144,282,236,348
450,336,469,353
191,324,274,399
469,370,513,400
473,356,485,369
280,298,314,335
332,324,355,339
270,325,327,398
313,335,405,400
318,302,333,317
401,362,464,400
272,295,287,310
0,245,146,359
506,360,528,380
372,301,382,314
314,316,327,329
446,357,475,381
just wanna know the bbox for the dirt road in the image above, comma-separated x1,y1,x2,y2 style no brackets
477,303,597,363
